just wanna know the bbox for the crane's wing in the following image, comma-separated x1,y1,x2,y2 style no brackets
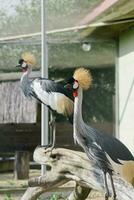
101,134,134,163
30,78,74,121
93,128,134,164
84,142,113,173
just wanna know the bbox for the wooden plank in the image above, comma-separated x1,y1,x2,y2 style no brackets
14,151,30,180
0,122,113,152
0,81,37,123
0,124,41,152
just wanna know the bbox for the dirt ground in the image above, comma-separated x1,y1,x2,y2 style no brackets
0,170,106,200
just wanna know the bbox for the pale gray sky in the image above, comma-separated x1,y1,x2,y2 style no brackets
0,0,20,15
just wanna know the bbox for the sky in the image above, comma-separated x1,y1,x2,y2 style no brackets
0,0,20,16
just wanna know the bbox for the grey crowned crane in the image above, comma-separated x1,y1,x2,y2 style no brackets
17,54,134,198
64,68,134,200
16,52,74,147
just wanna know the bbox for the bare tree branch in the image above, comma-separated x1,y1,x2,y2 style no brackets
21,147,134,200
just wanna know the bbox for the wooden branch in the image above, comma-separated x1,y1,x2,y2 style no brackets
21,147,134,200
21,183,91,200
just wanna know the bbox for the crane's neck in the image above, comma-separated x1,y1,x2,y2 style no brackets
20,68,31,96
73,87,85,143
74,87,83,122
21,68,31,82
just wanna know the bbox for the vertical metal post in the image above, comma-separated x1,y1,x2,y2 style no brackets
115,39,119,139
41,0,49,175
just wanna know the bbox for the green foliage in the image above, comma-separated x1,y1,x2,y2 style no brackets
37,193,65,200
0,0,40,38
37,197,42,200
0,0,99,38
49,193,65,200
4,193,13,200
83,68,115,122
0,0,114,72
0,0,41,72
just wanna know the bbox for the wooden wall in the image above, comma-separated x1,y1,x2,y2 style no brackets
0,122,114,153
0,81,37,123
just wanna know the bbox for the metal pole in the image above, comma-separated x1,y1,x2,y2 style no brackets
115,39,119,139
41,0,49,175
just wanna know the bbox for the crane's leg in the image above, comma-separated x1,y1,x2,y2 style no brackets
103,172,110,200
39,113,56,154
39,114,56,155
49,114,56,154
109,174,117,200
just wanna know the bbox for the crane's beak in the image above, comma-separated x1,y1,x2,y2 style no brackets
16,64,21,68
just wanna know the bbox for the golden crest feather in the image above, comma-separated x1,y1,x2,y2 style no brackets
21,52,36,66
73,68,92,90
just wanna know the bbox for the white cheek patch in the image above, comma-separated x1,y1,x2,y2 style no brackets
73,81,79,89
22,62,27,68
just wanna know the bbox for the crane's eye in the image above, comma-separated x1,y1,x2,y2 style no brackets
22,62,27,68
73,81,79,89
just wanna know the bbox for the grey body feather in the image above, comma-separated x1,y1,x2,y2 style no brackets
73,87,134,174
20,72,33,98
20,71,73,123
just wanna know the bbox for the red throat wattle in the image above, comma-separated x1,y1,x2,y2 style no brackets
73,89,78,98
22,67,28,73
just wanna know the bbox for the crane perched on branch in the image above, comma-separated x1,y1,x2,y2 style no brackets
17,53,134,200
16,52,74,148
63,68,134,199
21,147,134,200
